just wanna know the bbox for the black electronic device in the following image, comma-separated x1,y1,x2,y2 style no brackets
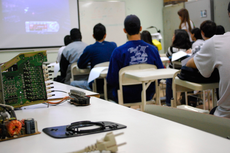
68,89,90,106
42,121,127,138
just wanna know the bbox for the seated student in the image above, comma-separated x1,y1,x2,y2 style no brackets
216,25,225,35
165,29,191,106
186,20,216,55
56,35,72,63
186,2,230,118
141,30,157,49
190,28,204,49
107,15,164,103
60,28,87,84
70,23,117,90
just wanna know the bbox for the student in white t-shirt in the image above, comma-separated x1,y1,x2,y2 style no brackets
178,8,194,42
56,35,72,63
190,28,204,49
186,2,230,118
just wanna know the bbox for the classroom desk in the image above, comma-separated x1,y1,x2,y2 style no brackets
1,97,230,153
124,68,179,106
48,81,100,100
94,57,169,101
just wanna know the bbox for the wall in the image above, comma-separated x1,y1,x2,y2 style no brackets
0,0,164,63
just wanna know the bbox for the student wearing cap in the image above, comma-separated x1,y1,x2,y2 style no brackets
186,2,230,118
107,15,164,103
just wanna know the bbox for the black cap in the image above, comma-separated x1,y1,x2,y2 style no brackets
124,15,141,35
228,2,230,12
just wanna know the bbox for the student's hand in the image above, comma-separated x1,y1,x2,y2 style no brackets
186,49,192,54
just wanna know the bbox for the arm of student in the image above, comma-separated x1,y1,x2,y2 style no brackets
186,57,197,68
77,48,91,69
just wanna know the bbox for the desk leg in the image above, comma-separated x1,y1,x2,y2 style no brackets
155,80,160,105
104,78,108,100
141,82,146,111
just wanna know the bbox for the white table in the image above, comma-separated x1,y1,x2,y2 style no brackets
1,97,230,153
124,68,179,106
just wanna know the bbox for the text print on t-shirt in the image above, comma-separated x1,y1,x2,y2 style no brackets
129,45,148,65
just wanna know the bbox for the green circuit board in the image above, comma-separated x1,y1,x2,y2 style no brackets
0,51,48,108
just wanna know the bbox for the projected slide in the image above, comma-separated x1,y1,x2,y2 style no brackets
0,0,80,49
2,0,68,34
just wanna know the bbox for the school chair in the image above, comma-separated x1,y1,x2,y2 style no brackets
92,62,109,100
70,62,91,82
171,70,219,110
117,64,157,111
144,105,230,139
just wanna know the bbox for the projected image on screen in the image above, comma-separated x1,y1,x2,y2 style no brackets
0,0,80,49
2,0,68,34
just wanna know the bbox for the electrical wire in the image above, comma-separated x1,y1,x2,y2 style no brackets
45,96,73,106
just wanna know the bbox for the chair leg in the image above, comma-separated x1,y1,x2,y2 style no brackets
185,92,188,105
104,78,108,100
203,91,206,110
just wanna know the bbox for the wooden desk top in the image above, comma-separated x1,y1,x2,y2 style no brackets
1,97,230,153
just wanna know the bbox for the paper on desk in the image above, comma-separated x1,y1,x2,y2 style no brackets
172,51,190,62
88,67,108,83
160,57,169,62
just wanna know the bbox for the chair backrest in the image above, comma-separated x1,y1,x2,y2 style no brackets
118,64,157,107
70,62,91,82
94,62,110,68
145,105,230,138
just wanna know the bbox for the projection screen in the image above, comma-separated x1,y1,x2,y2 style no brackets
0,0,80,50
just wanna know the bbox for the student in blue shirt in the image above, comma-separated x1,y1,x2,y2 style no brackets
107,15,164,103
70,23,117,90
77,23,117,69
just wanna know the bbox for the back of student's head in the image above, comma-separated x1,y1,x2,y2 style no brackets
200,20,216,38
191,28,202,40
216,25,225,35
172,29,191,49
64,35,72,46
70,28,82,41
141,30,153,45
124,14,141,35
228,2,230,13
93,23,106,41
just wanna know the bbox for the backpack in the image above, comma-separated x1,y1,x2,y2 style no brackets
177,66,219,83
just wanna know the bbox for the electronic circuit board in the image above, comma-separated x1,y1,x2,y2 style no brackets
0,51,48,108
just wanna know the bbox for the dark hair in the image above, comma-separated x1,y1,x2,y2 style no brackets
64,35,72,46
172,29,191,49
191,28,202,40
178,8,192,32
70,28,82,41
200,20,216,38
141,31,154,45
124,15,141,35
228,2,230,12
216,25,225,35
93,23,106,41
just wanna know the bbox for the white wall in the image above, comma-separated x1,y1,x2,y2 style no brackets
0,0,164,63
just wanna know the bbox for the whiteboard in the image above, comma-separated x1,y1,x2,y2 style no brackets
79,1,126,46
